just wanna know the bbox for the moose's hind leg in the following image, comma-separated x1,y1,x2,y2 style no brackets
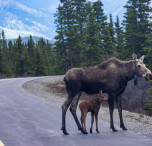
116,96,128,131
90,113,94,133
61,96,73,135
108,96,118,132
69,91,82,132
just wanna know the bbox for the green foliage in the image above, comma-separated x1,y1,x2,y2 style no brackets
0,31,56,77
123,0,152,59
143,100,152,115
1,0,152,77
143,80,152,115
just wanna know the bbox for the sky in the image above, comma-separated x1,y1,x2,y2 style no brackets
0,0,132,40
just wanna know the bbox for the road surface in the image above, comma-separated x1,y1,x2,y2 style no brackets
0,77,152,146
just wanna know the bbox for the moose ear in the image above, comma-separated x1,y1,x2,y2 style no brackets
139,55,144,62
132,53,137,62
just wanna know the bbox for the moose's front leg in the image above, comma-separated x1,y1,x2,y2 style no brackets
116,96,128,130
108,95,118,132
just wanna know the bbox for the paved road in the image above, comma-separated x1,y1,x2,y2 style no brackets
0,77,152,146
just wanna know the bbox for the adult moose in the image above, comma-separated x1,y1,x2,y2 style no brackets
61,54,152,135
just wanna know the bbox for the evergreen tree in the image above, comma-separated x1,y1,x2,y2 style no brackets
115,15,124,59
102,25,116,60
54,3,70,73
123,0,152,58
8,40,15,76
35,39,48,76
15,36,25,76
109,14,115,44
81,1,107,66
81,2,98,66
72,0,86,66
108,14,116,57
0,32,3,74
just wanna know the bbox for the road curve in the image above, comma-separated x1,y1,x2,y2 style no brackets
0,77,152,146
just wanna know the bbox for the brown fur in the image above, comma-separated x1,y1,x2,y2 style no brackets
79,91,108,134
61,54,152,135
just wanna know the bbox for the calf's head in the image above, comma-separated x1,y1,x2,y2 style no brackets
132,53,152,81
98,90,108,101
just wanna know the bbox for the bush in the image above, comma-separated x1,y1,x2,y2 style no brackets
143,80,152,115
143,100,152,115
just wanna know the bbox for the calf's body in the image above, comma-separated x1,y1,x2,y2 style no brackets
79,91,108,134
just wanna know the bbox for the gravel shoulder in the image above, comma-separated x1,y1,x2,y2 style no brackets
22,76,152,136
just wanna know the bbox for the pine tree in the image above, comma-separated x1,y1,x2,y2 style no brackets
115,15,124,59
72,0,86,67
8,40,15,76
102,25,116,60
123,0,152,59
81,1,107,66
136,0,152,54
1,31,11,76
0,32,3,74
54,3,70,73
35,39,48,76
15,36,25,76
92,0,107,61
109,14,115,44
81,2,98,66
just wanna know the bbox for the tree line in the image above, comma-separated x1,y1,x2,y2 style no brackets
54,0,152,73
0,0,152,77
0,33,56,77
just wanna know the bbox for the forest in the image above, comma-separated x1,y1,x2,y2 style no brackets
0,0,152,77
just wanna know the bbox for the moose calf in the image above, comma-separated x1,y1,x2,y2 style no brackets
79,90,108,134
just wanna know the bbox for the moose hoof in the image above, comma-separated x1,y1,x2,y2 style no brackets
96,130,100,133
82,129,88,134
120,125,128,131
62,129,69,135
84,131,88,134
122,127,128,131
78,127,82,131
111,128,118,132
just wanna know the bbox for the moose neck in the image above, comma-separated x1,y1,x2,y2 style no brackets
123,60,135,81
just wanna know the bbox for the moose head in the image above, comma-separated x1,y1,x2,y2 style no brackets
132,53,152,84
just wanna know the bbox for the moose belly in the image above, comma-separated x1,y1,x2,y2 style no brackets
82,82,107,94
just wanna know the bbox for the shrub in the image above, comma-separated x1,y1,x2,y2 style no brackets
143,80,152,115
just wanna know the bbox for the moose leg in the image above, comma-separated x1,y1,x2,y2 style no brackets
80,112,87,134
80,114,84,129
95,113,99,133
61,96,73,135
116,96,127,130
83,112,88,134
108,96,117,132
90,113,94,133
69,91,82,132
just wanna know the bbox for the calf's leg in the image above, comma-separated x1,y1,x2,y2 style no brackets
80,111,88,134
90,113,94,133
83,112,88,134
95,113,99,133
